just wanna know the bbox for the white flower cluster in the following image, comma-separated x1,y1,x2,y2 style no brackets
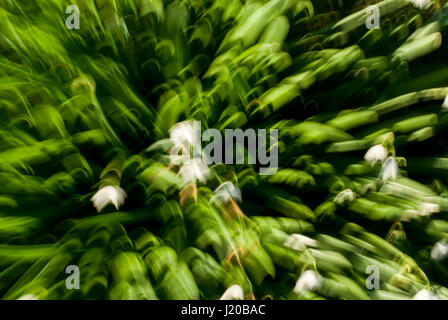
364,145,400,182
169,120,210,186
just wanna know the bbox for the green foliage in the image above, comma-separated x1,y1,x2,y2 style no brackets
1,0,448,300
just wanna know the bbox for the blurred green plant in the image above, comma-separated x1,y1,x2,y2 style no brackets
1,0,448,300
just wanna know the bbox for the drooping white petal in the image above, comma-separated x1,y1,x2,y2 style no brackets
431,240,448,261
406,0,431,9
91,186,127,213
178,158,210,185
293,270,322,294
334,189,356,205
413,289,438,300
169,120,195,146
364,145,388,164
379,157,399,181
210,182,242,204
220,284,244,300
442,95,448,110
284,234,317,251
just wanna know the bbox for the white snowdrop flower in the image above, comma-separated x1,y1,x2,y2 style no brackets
284,234,317,251
178,158,210,185
406,0,431,9
210,182,242,204
442,95,448,110
379,157,399,181
334,189,356,205
364,145,388,164
431,240,448,261
91,185,127,213
293,270,322,294
17,294,39,300
419,202,440,216
220,284,244,300
413,289,438,300
169,120,195,147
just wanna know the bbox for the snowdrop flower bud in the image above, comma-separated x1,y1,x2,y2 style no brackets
91,186,127,213
178,158,210,185
334,189,356,205
379,157,399,181
406,0,431,9
431,240,448,261
284,234,317,251
210,182,242,204
364,145,387,164
220,284,244,300
293,270,322,294
413,289,438,300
